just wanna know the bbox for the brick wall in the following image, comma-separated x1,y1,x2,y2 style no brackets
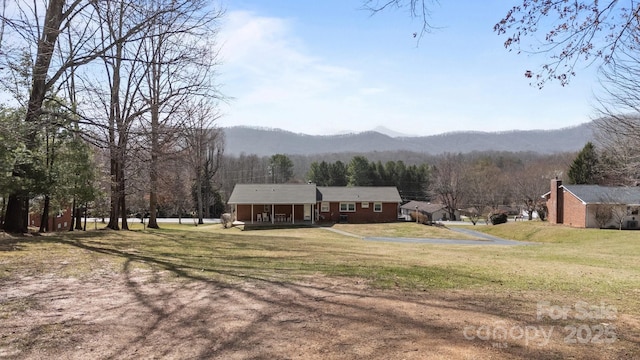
317,202,398,224
29,207,73,232
547,179,563,224
561,190,587,227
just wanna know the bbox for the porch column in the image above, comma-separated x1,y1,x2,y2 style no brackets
251,204,254,224
292,204,295,224
272,204,275,224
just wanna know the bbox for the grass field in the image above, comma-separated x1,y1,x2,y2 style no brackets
1,221,639,358
3,221,639,308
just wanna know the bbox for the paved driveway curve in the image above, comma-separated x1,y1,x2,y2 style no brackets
322,226,532,246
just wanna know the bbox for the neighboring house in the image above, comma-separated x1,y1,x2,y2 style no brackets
29,206,73,232
544,179,640,229
227,184,402,225
399,201,457,222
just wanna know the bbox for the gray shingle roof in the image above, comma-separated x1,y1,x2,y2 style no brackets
227,184,317,204
316,186,401,202
400,200,446,213
563,185,640,205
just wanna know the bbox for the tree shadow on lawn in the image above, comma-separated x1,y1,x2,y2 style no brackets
1,232,637,359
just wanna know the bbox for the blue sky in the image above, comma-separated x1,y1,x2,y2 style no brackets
216,0,601,136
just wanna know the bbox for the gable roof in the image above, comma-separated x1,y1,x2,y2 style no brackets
400,200,446,214
316,186,401,203
228,184,317,204
562,185,640,205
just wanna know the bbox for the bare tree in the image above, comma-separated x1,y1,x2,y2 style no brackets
430,154,466,221
594,204,614,229
0,0,183,233
140,0,223,229
592,47,640,185
363,0,437,40
610,205,628,231
495,1,640,87
182,100,224,225
465,160,509,217
513,162,556,221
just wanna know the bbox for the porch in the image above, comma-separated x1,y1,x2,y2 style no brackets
233,203,315,226
239,220,315,231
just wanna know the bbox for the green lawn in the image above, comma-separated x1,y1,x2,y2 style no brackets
2,221,639,314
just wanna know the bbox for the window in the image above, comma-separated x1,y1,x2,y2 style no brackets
321,202,330,212
339,202,356,212
373,203,382,212
361,202,369,208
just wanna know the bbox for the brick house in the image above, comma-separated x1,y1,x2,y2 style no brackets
29,207,73,231
227,184,402,225
544,179,640,229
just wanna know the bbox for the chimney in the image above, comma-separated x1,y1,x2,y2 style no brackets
548,178,563,224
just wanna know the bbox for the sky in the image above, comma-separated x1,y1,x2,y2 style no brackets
215,0,603,136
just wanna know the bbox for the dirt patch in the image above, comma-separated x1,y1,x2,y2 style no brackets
1,266,637,359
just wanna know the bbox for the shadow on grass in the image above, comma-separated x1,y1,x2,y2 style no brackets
1,230,636,359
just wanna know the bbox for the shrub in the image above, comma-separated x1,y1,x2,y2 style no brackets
490,212,508,225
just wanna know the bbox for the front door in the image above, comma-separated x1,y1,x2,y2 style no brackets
304,204,311,220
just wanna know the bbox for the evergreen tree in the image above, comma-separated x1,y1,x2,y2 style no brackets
348,156,375,186
307,161,331,186
568,142,599,184
329,161,348,186
269,154,294,183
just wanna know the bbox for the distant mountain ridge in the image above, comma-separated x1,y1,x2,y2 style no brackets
223,123,594,157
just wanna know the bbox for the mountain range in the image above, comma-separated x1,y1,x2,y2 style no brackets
223,123,595,157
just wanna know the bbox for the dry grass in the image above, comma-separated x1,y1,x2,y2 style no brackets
2,222,639,358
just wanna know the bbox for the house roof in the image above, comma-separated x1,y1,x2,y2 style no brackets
316,186,402,203
227,184,317,204
400,200,446,214
562,185,640,205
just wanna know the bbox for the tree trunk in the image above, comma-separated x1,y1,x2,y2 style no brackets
3,194,27,233
148,132,159,228
75,206,82,230
69,198,76,231
39,195,50,233
119,158,129,230
3,0,65,234
83,203,88,231
197,168,204,225
107,151,120,230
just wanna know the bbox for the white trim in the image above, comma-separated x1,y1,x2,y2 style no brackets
339,202,356,212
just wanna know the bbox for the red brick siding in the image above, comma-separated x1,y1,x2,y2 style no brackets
561,190,587,228
317,201,398,224
29,208,73,231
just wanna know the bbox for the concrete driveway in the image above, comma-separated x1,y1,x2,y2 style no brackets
323,226,532,246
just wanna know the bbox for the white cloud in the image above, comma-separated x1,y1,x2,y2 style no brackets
218,10,390,133
219,11,359,103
